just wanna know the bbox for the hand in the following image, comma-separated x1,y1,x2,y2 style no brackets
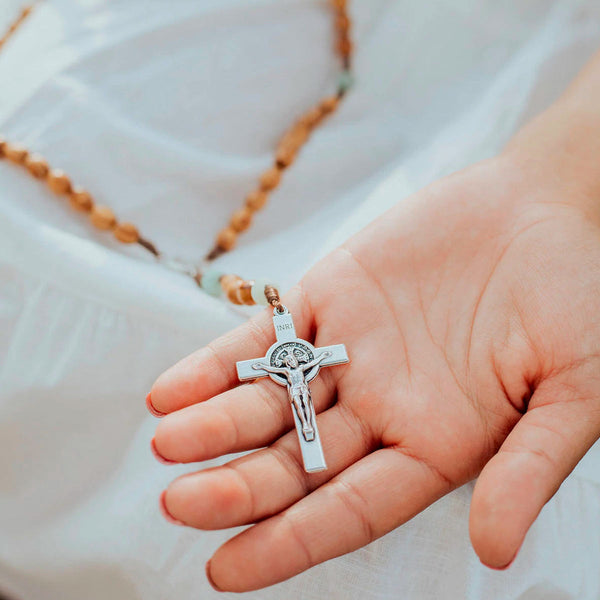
149,149,600,591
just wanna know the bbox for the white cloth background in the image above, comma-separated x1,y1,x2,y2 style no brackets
1,0,600,598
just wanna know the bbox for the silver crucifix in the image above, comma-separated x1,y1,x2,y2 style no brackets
236,306,349,473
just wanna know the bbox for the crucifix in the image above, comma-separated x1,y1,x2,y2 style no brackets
236,306,349,473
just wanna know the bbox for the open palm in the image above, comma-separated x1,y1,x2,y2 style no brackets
150,155,600,592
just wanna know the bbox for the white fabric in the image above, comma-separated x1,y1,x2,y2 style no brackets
1,0,600,598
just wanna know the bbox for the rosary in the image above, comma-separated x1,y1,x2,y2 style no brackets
0,1,352,472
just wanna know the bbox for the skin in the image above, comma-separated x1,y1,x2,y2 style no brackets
150,50,600,592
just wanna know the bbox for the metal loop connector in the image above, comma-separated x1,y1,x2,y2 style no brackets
273,304,288,316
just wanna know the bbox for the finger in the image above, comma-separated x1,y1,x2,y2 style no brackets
149,285,312,415
206,445,454,592
153,372,335,463
161,403,375,530
470,372,600,569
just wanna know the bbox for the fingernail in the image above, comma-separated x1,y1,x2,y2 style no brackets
159,490,185,526
151,437,178,465
205,560,223,592
146,393,166,418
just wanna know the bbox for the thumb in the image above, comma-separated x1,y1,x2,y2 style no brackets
469,367,600,569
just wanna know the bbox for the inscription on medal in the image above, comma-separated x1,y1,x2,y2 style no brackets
270,341,314,368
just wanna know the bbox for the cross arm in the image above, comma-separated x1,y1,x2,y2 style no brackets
236,343,349,382
312,344,349,367
236,356,271,381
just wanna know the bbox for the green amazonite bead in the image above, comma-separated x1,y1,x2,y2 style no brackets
201,269,224,297
251,277,276,306
337,70,354,93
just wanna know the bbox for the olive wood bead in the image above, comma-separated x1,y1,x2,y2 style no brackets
300,107,324,128
227,287,243,305
216,226,238,251
90,205,116,230
219,274,241,292
239,281,256,305
47,169,72,195
337,14,350,31
230,207,253,232
69,188,94,212
279,124,309,152
275,145,296,168
245,189,268,211
337,37,353,56
220,274,244,304
24,153,49,178
4,143,28,164
114,222,139,244
320,96,339,114
259,167,281,191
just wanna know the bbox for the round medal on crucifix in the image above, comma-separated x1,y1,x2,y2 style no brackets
267,341,319,385
236,306,349,473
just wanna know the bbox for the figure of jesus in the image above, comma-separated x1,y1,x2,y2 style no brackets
252,351,332,441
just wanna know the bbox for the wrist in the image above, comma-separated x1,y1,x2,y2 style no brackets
503,103,600,219
502,50,600,222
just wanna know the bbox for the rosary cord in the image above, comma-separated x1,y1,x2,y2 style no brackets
0,0,353,307
0,4,35,49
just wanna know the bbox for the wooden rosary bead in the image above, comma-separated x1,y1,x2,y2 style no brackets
259,166,282,191
245,189,268,211
275,145,296,168
276,132,309,165
331,0,347,8
47,169,72,195
114,222,139,244
220,274,244,304
216,226,238,251
239,280,256,305
336,13,350,32
300,106,325,129
230,207,253,232
24,153,49,178
279,123,309,151
4,143,28,164
69,187,94,212
219,274,241,292
227,287,243,305
90,205,116,230
0,138,6,157
320,95,339,114
337,37,353,57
